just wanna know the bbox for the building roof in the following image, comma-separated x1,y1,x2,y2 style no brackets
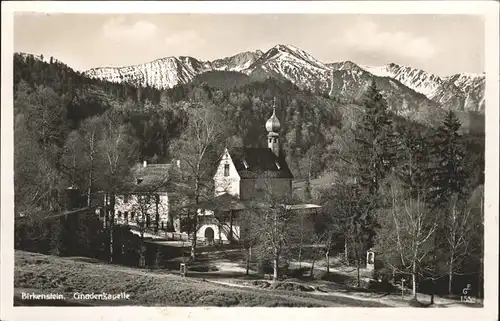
228,147,293,179
122,163,174,193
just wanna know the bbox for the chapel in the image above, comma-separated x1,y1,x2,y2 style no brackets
194,100,294,243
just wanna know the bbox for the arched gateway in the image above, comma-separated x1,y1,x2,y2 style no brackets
204,227,215,243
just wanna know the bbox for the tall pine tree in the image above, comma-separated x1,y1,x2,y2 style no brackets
395,122,431,197
354,80,397,195
350,80,397,268
429,110,467,206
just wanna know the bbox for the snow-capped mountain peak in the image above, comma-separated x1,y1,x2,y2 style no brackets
77,44,484,113
253,44,328,71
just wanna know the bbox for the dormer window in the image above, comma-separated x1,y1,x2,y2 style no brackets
224,164,230,177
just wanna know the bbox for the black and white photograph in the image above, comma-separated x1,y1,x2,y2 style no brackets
1,1,498,321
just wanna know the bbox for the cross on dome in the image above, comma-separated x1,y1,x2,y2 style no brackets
265,98,281,133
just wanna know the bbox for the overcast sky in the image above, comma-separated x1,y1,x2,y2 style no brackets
14,13,484,76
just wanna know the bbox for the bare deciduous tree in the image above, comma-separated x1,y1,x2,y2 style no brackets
444,193,474,295
249,192,298,281
376,176,437,300
170,103,225,260
78,116,102,206
96,111,139,263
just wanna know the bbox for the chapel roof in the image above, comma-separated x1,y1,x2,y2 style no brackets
228,147,293,179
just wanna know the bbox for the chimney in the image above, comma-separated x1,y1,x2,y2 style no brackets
143,160,147,168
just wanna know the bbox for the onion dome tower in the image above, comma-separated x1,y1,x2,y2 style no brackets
266,98,281,157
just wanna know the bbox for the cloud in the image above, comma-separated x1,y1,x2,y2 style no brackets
165,30,205,48
102,17,157,42
332,20,437,60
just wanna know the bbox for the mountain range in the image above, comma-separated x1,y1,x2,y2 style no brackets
82,44,485,114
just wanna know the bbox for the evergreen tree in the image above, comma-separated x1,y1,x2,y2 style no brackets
429,110,467,207
350,80,397,252
395,122,431,196
354,80,397,195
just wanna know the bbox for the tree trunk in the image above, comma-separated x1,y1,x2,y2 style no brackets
139,232,146,268
190,225,197,261
431,232,438,305
448,256,454,295
109,193,115,263
430,278,435,304
155,195,160,234
356,256,361,287
245,246,251,275
218,217,222,244
87,134,95,207
298,246,302,269
190,175,201,260
299,214,303,268
344,238,349,264
273,254,279,281
325,249,330,274
229,211,234,243
310,255,316,279
412,261,417,299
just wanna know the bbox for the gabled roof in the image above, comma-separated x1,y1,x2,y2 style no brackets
227,147,293,179
122,163,174,193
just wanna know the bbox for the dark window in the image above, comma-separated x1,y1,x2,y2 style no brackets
131,212,135,220
124,212,128,220
224,164,230,177
118,211,122,218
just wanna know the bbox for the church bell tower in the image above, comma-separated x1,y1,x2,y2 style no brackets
265,98,281,157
